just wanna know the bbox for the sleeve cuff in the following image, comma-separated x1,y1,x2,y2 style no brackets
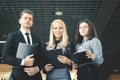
35,66,40,72
21,59,24,65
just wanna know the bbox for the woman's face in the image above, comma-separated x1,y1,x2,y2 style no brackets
52,22,64,40
79,22,89,38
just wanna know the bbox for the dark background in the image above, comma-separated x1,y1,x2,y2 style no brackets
0,0,120,80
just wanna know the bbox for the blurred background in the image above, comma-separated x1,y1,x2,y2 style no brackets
0,0,120,80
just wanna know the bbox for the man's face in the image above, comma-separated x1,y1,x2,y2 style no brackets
19,13,33,29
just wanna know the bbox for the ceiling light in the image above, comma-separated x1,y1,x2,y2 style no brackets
55,11,63,16
114,69,119,72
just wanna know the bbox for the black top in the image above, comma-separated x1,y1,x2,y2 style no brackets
43,41,75,73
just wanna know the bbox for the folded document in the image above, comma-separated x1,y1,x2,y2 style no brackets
16,42,36,59
73,51,92,65
44,49,66,69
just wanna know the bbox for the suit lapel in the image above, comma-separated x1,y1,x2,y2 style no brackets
17,30,26,43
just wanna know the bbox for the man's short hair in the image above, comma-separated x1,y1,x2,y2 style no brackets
19,9,33,18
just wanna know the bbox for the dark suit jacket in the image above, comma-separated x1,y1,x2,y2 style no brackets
2,30,43,79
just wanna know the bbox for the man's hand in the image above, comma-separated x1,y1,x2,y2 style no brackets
24,67,38,76
24,54,34,66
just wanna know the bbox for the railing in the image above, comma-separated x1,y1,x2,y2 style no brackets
0,41,6,63
0,41,6,44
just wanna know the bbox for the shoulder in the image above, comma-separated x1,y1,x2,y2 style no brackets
5,31,21,43
90,37,100,42
89,37,102,45
31,33,41,42
7,30,21,38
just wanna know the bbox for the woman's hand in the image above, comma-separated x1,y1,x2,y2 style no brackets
72,63,78,69
57,55,72,65
44,64,54,72
86,51,96,60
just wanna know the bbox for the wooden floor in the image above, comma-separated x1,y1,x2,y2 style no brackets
0,64,12,80
0,64,77,80
106,75,120,80
1,64,120,80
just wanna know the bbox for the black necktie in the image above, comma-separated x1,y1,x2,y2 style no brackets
54,40,60,49
25,33,30,44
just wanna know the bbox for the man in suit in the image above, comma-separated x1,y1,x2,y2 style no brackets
2,9,43,80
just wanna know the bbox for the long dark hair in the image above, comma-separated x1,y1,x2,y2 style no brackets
75,19,97,43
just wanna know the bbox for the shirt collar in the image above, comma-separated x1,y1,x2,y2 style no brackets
20,28,31,35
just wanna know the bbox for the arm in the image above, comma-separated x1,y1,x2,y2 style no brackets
24,36,44,76
2,33,22,66
57,41,75,67
3,32,34,67
32,37,44,72
90,38,104,66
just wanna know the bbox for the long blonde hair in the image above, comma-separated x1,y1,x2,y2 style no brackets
47,19,68,50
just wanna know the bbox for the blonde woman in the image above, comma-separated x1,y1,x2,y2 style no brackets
43,19,75,80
